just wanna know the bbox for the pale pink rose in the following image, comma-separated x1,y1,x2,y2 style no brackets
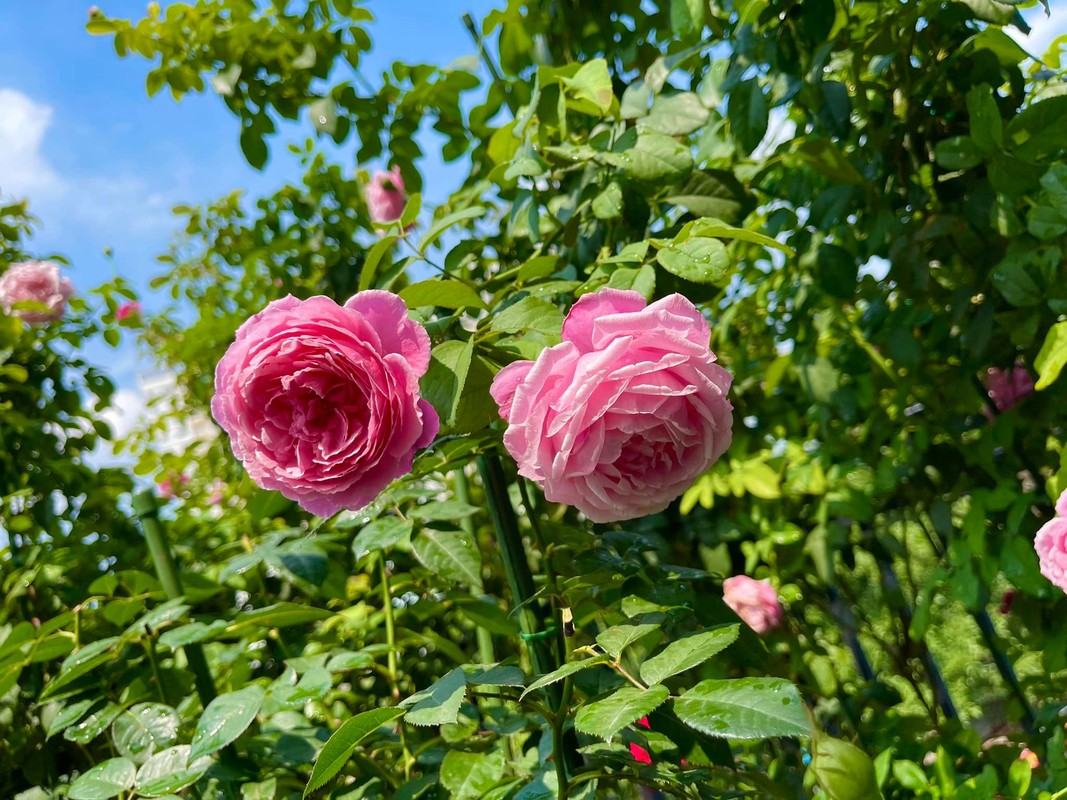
983,361,1034,413
1035,489,1067,594
158,473,186,500
206,479,225,506
116,301,141,321
0,261,74,323
490,289,733,523
211,291,439,517
365,167,407,225
1020,748,1040,769
722,575,783,634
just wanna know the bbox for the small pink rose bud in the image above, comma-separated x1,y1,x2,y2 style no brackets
723,575,784,634
88,6,101,16
1020,748,1039,769
116,301,141,321
365,166,408,225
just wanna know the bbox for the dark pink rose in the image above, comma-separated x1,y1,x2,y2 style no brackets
1035,489,1067,594
722,575,783,634
490,289,733,523
0,261,74,323
211,291,439,516
998,589,1018,615
983,361,1034,413
366,167,407,225
116,301,141,322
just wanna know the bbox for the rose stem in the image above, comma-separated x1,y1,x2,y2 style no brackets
377,553,413,780
477,454,577,787
132,490,217,708
453,467,498,668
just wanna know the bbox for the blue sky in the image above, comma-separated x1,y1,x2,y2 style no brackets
0,0,497,401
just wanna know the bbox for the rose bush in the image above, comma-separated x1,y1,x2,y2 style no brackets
491,289,733,522
0,260,73,323
211,290,438,516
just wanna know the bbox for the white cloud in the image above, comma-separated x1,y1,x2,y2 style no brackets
0,88,60,199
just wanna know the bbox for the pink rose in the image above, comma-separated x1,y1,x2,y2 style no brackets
722,575,783,634
365,167,408,225
0,261,74,323
983,361,1034,413
490,289,733,523
1034,489,1067,594
116,301,141,321
211,291,439,517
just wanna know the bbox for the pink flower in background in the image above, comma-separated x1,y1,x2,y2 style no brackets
1019,748,1040,769
0,261,74,323
983,362,1034,413
998,589,1018,615
211,291,438,517
1035,489,1067,594
158,473,187,500
116,301,141,321
723,575,784,634
365,166,408,225
206,480,225,506
491,289,733,523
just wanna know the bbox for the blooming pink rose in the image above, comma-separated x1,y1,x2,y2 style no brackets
722,575,783,634
365,167,408,225
211,291,439,516
1035,489,1067,594
490,289,733,523
116,301,141,321
983,361,1034,413
0,261,74,323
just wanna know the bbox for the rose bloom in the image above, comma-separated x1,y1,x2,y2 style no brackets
116,301,141,321
0,261,74,323
722,575,784,634
490,289,733,523
212,291,439,517
983,361,1034,413
365,166,407,225
1034,489,1067,594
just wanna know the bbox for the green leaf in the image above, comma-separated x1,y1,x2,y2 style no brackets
41,636,120,699
111,703,179,763
689,218,794,255
188,685,266,761
602,130,693,182
135,746,211,797
620,81,651,119
670,0,705,39
728,78,768,155
352,517,413,558
592,181,623,220
46,698,98,739
233,603,333,629
962,28,1032,67
309,97,336,135
358,234,399,291
408,500,482,521
639,625,740,685
65,702,123,745
934,136,982,170
967,85,1003,152
639,92,710,135
674,678,810,740
656,238,731,285
402,668,468,726
561,58,613,115
1035,321,1067,390
490,296,564,338
1027,205,1067,239
239,126,268,170
794,139,865,186
463,664,527,687
412,529,483,587
303,707,406,797
574,685,670,740
400,279,487,311
68,757,137,800
810,736,883,800
418,206,485,254
421,339,498,435
665,170,756,224
441,749,507,800
521,655,611,700
596,623,661,659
